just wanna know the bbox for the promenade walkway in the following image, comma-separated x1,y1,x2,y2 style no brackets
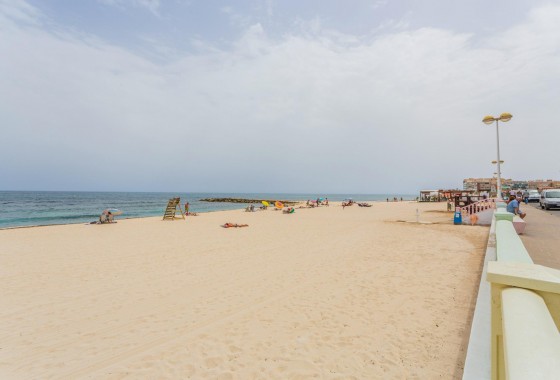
519,206,560,269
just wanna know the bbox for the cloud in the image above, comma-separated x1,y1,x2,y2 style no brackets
97,0,160,15
370,0,388,11
220,5,253,29
0,0,42,25
1,2,559,192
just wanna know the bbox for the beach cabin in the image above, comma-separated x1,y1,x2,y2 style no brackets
419,190,440,202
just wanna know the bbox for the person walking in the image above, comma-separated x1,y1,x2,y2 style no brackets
522,189,530,204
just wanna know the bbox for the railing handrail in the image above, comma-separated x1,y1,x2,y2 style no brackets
487,210,560,380
495,220,533,264
501,288,560,380
461,198,496,217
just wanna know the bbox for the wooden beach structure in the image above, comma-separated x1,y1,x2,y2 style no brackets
162,197,185,220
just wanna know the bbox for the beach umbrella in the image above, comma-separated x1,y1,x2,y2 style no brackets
275,201,283,209
262,201,269,207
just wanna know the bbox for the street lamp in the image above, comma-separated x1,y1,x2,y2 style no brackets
491,161,504,196
483,113,512,198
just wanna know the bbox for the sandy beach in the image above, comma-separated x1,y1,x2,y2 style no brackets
0,201,488,379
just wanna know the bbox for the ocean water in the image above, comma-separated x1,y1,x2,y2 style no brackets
0,191,416,229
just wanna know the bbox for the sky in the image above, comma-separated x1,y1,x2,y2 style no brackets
1,0,559,193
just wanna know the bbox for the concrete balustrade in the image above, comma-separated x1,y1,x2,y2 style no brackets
485,212,560,380
495,220,532,263
494,209,513,222
496,202,507,210
512,216,526,234
501,288,560,380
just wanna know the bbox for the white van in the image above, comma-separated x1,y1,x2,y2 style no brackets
540,189,560,210
528,189,540,202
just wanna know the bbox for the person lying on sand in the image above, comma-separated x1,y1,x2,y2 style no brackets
222,223,249,228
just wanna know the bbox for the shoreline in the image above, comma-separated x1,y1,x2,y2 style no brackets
0,191,418,230
0,199,418,230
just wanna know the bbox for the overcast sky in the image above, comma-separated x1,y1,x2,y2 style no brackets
1,0,559,193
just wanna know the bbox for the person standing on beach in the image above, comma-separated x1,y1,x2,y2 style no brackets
185,202,189,216
325,198,329,206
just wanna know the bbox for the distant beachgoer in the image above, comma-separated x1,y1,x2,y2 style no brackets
185,202,190,216
400,197,403,201
316,198,320,206
97,210,115,224
386,198,389,202
470,213,479,226
325,198,329,206
522,190,529,204
222,223,249,228
306,200,310,207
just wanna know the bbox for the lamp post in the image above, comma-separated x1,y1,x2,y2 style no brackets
483,113,512,198
491,161,504,196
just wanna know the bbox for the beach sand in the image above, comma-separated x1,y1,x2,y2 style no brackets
0,201,488,379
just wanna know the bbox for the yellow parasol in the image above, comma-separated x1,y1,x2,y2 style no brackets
262,201,269,207
275,201,283,209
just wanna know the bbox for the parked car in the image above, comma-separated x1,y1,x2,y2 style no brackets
540,189,560,210
528,189,540,202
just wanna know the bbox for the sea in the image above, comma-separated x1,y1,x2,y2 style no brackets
0,191,416,229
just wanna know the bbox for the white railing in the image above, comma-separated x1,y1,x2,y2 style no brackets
486,211,560,380
500,288,560,380
461,198,496,218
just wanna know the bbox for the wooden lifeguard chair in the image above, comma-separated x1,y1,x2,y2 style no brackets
162,197,185,220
